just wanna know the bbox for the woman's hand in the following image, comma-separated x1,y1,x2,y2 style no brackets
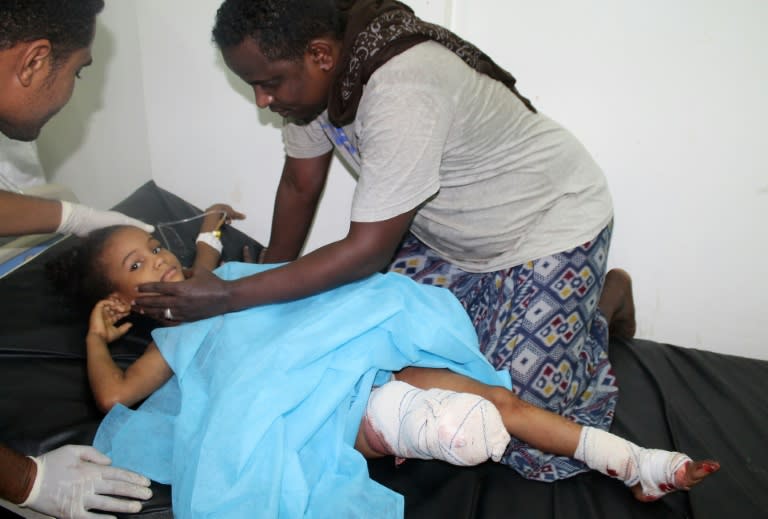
133,268,232,322
88,297,133,344
200,204,246,233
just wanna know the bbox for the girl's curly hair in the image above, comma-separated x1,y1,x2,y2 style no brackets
46,225,124,311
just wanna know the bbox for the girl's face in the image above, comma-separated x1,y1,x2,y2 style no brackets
101,226,185,302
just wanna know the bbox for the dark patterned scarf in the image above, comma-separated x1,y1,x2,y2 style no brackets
328,0,537,127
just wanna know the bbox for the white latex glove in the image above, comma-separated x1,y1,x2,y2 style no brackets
20,445,152,519
56,200,154,237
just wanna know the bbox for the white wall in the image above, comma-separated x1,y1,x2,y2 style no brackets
37,2,152,208
37,0,768,360
450,0,768,359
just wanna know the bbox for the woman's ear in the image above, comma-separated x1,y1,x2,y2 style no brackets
17,39,53,87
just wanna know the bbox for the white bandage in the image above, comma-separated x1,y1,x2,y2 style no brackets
196,231,223,254
364,380,510,466
574,426,691,499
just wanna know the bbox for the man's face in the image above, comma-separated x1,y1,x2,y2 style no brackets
222,38,333,123
0,45,93,141
100,226,185,303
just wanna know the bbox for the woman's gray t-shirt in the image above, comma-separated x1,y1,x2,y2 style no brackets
282,41,612,272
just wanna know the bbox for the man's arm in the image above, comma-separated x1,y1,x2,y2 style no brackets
0,191,62,236
230,208,416,309
0,444,36,504
0,443,152,517
262,152,333,263
135,207,416,321
0,190,154,237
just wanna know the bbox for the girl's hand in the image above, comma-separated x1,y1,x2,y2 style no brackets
200,204,246,233
88,297,133,344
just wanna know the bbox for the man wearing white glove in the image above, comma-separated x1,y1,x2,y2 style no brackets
0,191,154,238
0,0,152,240
1,1,154,517
1,445,152,519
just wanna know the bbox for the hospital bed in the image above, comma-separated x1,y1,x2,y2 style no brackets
1,181,766,518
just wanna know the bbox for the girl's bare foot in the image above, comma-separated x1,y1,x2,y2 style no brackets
600,268,637,339
631,459,720,502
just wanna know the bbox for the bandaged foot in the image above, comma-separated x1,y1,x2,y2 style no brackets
574,426,719,500
364,380,510,466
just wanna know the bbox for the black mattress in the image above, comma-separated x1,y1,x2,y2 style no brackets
1,181,766,519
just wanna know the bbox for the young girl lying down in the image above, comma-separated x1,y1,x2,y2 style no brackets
50,206,718,518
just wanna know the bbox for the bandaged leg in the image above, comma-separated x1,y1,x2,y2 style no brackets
573,426,692,499
364,380,511,466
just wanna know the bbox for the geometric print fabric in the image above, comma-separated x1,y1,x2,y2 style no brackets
389,223,617,481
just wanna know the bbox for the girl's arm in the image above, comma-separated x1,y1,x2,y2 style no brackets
191,204,246,272
86,298,173,413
